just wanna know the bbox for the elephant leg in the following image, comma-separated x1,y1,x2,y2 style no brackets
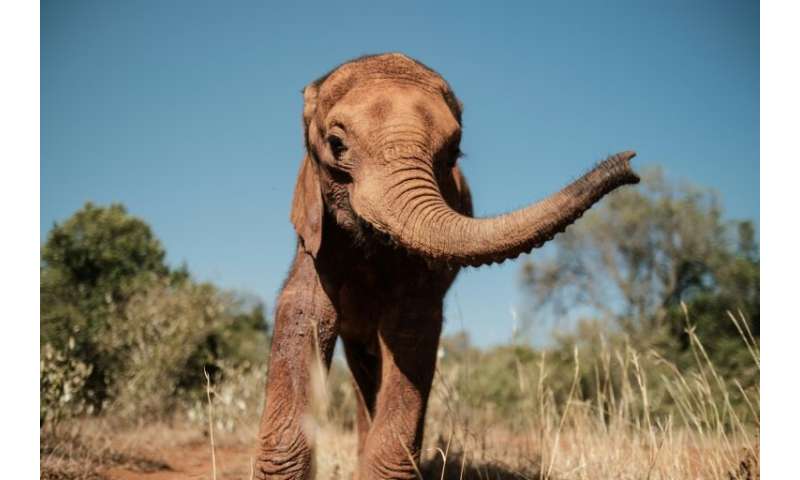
357,312,442,480
342,339,381,457
255,252,338,480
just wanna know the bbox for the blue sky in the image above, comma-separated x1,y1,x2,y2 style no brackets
41,0,758,348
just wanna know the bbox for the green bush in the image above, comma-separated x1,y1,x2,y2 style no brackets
40,340,94,426
435,314,758,433
40,203,269,425
101,279,267,420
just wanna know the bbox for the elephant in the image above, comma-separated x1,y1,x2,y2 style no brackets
255,53,639,479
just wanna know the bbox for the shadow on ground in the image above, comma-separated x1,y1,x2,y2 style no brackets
421,452,545,480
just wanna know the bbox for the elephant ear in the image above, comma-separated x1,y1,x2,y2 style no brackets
290,155,323,258
291,83,324,258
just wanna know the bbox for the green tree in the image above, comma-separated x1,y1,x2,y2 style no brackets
520,167,759,372
40,203,271,417
41,203,170,405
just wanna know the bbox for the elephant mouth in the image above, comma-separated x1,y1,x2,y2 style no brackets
336,204,455,270
352,213,436,262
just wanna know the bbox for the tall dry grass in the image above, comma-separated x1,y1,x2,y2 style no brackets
302,307,759,479
41,308,758,480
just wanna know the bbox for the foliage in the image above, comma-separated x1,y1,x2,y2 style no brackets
40,340,94,426
434,314,758,434
41,203,170,407
102,279,268,421
184,360,266,433
520,167,759,381
40,203,269,425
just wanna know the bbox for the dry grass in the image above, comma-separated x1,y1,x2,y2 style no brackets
41,311,758,480
416,333,759,480
40,421,171,480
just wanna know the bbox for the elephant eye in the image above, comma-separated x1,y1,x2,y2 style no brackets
327,135,347,159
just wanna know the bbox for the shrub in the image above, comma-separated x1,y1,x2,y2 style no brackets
40,203,269,425
40,340,94,427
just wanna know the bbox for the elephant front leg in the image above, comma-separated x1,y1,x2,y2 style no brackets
255,255,338,480
357,318,442,480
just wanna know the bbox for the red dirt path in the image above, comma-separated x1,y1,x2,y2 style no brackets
102,443,255,480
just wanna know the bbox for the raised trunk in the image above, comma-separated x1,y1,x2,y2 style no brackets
352,151,639,267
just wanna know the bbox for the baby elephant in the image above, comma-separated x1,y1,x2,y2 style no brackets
256,53,639,479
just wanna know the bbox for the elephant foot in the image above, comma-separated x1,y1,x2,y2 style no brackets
254,433,313,480
354,448,421,480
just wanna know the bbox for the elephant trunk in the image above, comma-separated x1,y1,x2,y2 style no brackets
352,151,639,267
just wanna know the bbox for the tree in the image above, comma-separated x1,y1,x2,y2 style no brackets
41,203,170,405
520,167,759,370
40,203,270,415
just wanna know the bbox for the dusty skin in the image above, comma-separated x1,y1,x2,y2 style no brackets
255,53,639,479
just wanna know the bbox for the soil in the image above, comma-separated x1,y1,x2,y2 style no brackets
102,442,256,480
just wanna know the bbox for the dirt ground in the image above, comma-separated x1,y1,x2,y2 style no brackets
43,421,758,480
101,443,255,480
93,429,533,480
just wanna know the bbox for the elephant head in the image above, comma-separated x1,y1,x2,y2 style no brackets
291,53,639,267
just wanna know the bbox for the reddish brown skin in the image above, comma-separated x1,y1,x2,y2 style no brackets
256,53,637,479
257,205,470,480
257,179,470,480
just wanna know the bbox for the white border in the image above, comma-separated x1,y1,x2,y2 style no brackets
0,0,40,477
761,0,799,477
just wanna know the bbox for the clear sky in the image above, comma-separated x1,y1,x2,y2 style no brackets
41,0,759,348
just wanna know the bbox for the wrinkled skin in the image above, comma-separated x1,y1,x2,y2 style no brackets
256,53,640,479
